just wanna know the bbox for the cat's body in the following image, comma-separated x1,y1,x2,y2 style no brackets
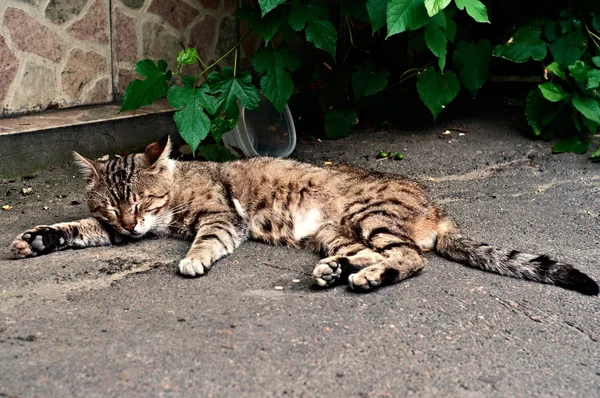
10,137,599,295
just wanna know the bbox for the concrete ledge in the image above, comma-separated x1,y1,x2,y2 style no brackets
0,102,177,178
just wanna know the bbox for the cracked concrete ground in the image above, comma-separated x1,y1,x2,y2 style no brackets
1,110,599,397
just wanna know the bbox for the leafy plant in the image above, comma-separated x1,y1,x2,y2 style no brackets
494,10,600,160
121,0,495,156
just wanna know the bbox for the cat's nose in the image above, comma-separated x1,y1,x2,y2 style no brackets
123,223,136,232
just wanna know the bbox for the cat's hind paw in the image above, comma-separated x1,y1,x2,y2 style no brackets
348,265,385,292
10,227,66,258
313,260,343,287
178,258,207,277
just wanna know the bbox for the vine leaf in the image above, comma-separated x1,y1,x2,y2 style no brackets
424,0,451,17
207,67,261,118
366,0,387,33
252,47,300,112
177,48,198,65
453,40,492,95
416,67,460,119
552,137,590,154
493,26,547,63
572,94,600,124
258,0,286,16
236,4,281,45
325,108,358,139
386,0,430,38
288,1,337,58
120,59,171,112
454,0,489,23
545,62,566,80
167,84,218,154
424,21,447,71
590,146,600,162
352,61,389,99
549,30,587,69
537,82,568,102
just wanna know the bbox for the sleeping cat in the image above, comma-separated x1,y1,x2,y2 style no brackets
9,136,599,295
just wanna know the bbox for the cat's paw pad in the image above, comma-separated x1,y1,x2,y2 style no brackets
313,261,343,287
178,258,207,277
10,227,65,258
348,266,384,292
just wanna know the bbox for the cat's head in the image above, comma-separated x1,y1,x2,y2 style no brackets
73,136,175,237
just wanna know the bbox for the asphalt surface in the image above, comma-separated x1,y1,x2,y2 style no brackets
1,110,599,397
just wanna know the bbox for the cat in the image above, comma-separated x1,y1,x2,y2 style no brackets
9,136,599,295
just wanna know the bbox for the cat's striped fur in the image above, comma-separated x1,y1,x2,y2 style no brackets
10,136,599,295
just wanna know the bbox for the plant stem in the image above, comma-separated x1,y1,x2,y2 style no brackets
233,48,239,77
196,31,251,78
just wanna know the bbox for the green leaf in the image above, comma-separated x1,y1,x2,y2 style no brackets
568,60,589,82
524,87,565,136
207,67,260,119
325,108,358,139
196,144,237,162
288,1,337,58
167,85,218,153
210,112,238,144
454,0,489,23
386,0,430,37
590,146,600,162
416,68,460,119
258,0,285,16
493,26,547,63
252,47,300,112
552,137,590,154
581,114,600,134
592,57,600,68
424,0,451,17
545,62,565,80
586,70,600,90
177,48,198,65
444,14,457,42
572,94,600,124
366,0,387,33
120,59,171,112
549,30,587,69
236,4,281,44
424,21,447,71
452,39,492,95
181,75,196,89
305,19,338,58
352,61,389,99
538,82,568,102
544,21,559,41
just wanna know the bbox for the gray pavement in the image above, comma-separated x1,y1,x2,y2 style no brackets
1,110,599,397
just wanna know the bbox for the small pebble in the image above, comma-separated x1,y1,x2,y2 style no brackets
43,206,49,210
292,279,300,283
274,286,284,290
22,187,33,195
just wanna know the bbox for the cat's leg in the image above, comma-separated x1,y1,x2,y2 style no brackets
178,212,247,277
10,217,115,258
310,223,384,287
339,209,427,291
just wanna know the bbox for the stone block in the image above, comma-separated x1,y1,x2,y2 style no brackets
0,36,18,109
216,17,237,66
148,0,199,30
201,0,220,10
61,48,108,100
67,0,109,44
83,77,112,104
10,61,57,113
45,0,88,24
4,7,66,62
141,20,182,67
189,14,218,61
113,6,138,62
116,68,139,97
120,0,144,9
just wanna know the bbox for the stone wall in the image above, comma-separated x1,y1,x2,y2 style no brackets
0,0,237,117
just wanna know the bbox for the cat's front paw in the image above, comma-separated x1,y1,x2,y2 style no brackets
313,260,343,287
178,257,208,277
10,227,66,258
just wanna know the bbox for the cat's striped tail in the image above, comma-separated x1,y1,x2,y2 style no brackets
435,221,599,296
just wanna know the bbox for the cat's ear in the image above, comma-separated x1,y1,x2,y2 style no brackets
144,135,172,169
72,151,100,182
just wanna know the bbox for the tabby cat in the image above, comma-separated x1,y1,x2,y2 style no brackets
9,136,599,295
